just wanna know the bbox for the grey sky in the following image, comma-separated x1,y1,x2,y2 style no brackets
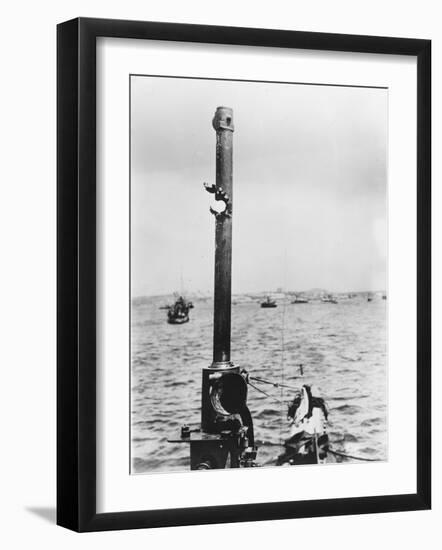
131,76,387,297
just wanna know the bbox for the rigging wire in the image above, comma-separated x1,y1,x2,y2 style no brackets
327,448,382,462
249,375,302,393
247,380,286,405
256,443,383,464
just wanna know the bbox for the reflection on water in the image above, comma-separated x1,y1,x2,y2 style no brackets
131,297,387,473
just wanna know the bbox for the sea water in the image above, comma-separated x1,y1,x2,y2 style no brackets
131,297,387,473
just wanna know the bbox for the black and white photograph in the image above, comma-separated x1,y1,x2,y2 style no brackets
130,75,388,474
0,0,434,542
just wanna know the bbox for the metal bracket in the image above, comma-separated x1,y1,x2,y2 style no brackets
204,182,231,219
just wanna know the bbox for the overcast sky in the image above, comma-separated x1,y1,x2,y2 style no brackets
131,75,387,297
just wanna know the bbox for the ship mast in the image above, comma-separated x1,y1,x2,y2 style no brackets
171,107,256,469
201,106,239,435
211,106,234,366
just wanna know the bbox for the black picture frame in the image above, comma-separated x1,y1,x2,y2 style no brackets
57,17,431,532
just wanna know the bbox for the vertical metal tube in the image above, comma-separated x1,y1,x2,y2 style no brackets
212,107,234,366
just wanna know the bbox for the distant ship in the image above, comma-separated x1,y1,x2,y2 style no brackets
261,296,277,308
382,294,387,300
321,294,338,304
367,293,373,302
291,295,309,304
167,296,191,324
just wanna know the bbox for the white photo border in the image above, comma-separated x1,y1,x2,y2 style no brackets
96,37,417,513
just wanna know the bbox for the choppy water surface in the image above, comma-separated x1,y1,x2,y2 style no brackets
131,297,387,473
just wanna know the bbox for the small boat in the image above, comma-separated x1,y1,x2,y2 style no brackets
167,312,189,324
382,294,387,300
321,294,338,304
367,294,373,302
261,296,277,308
167,296,190,324
291,295,309,304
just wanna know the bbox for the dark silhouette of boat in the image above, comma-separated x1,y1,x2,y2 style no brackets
167,296,190,324
261,296,277,308
382,294,387,300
